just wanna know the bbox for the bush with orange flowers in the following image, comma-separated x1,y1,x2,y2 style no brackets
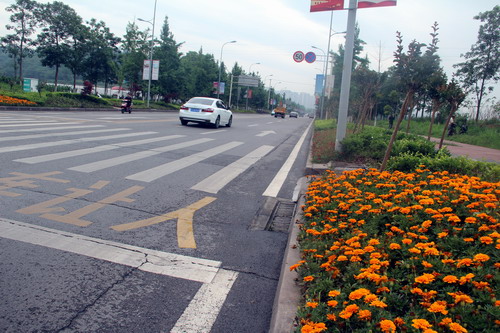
0,95,37,106
293,167,499,332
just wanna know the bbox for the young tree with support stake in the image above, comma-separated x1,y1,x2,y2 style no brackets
379,28,441,172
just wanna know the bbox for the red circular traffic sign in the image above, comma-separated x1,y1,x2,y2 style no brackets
293,51,305,63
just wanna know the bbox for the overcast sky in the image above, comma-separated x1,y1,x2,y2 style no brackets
0,0,497,96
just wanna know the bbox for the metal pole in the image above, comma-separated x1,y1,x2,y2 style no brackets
323,11,333,119
145,0,157,108
335,0,357,152
217,41,236,99
267,78,272,110
311,46,326,119
228,73,234,107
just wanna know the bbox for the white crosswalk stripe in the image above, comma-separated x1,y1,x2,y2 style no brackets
0,125,104,134
0,131,157,153
14,135,185,164
191,145,274,194
0,122,80,128
0,128,129,142
126,141,244,182
68,138,212,172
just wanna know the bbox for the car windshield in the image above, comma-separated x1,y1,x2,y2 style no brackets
187,98,214,105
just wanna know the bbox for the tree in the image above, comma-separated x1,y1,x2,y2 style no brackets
179,49,218,99
438,79,466,149
455,5,500,122
379,28,441,171
156,16,183,100
1,0,39,83
426,70,447,140
65,22,89,91
36,1,83,91
83,19,121,94
120,21,149,94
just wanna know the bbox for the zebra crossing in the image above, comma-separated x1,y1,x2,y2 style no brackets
1,117,276,194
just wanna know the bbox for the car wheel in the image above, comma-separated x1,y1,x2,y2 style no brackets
213,116,220,129
180,119,188,126
225,115,232,127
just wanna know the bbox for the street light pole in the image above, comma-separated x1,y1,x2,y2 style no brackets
264,74,273,110
217,40,236,99
246,62,260,110
138,0,157,108
311,45,326,119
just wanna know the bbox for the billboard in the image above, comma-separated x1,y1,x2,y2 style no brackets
358,0,397,8
310,0,344,12
315,74,324,95
237,75,259,87
143,60,159,80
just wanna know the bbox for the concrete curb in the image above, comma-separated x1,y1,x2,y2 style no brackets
269,127,366,332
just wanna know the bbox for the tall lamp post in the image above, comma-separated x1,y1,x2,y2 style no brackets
138,0,157,108
311,45,326,119
264,74,273,110
217,40,236,99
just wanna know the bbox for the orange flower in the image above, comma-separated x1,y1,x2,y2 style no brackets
473,253,490,262
290,263,301,271
427,301,448,314
301,322,327,333
480,236,493,244
306,302,319,308
448,322,468,333
328,290,341,297
357,309,372,320
370,300,388,308
449,292,474,304
443,275,458,283
415,273,435,284
326,313,337,321
349,288,371,300
389,243,402,250
412,318,433,330
338,304,359,319
327,300,338,307
303,275,314,282
380,319,396,333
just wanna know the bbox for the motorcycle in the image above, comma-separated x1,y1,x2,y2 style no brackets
121,98,132,114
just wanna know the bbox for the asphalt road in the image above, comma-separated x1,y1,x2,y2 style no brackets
0,111,313,333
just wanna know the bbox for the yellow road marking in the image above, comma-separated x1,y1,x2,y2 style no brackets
111,196,217,249
40,185,144,227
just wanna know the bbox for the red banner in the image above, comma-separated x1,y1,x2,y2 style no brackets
310,0,344,12
358,0,397,8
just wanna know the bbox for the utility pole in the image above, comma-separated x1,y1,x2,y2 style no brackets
335,0,357,152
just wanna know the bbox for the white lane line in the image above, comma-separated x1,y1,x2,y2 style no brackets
0,125,104,134
0,120,56,124
0,131,157,154
171,268,238,333
0,122,79,128
69,138,213,173
15,135,185,164
248,124,259,127
262,122,312,197
200,129,228,135
191,145,274,194
0,218,221,283
127,141,243,182
0,128,129,142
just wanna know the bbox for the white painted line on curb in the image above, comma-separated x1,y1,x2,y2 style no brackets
262,122,313,198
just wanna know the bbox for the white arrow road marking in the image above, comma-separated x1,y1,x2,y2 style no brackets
256,130,276,137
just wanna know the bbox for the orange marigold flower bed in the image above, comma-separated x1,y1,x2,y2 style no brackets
295,168,499,332
0,95,37,106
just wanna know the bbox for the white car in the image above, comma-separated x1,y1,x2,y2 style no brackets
179,97,232,128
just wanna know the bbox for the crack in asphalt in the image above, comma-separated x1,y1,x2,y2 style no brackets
55,254,150,333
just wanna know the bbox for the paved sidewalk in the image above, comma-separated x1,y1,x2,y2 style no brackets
428,137,500,164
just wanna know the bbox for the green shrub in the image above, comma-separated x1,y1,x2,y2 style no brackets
387,151,500,182
392,137,441,157
43,92,110,108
